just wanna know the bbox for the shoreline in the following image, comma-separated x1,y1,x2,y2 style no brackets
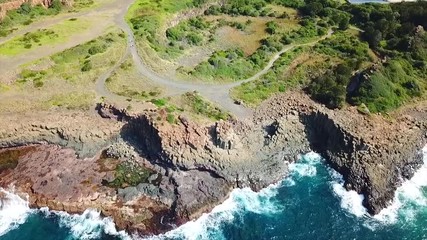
0,91,426,236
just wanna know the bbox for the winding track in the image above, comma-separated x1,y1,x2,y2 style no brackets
1,0,333,119
97,0,333,118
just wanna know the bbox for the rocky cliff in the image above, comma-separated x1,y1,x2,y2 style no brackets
255,92,427,214
0,91,426,235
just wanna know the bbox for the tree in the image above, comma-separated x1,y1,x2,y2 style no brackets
338,14,350,30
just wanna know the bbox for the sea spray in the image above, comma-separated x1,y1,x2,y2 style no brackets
0,188,32,236
371,146,427,225
146,153,322,240
330,145,427,228
0,188,130,239
148,184,282,240
329,169,367,218
289,152,321,178
39,208,131,240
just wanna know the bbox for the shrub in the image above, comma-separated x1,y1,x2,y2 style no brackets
187,32,203,45
81,60,92,72
150,98,168,107
266,21,278,34
88,44,107,55
307,64,352,109
166,114,175,124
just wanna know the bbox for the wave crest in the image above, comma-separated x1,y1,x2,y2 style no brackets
0,187,32,237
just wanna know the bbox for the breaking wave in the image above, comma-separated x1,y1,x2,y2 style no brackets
0,188,32,236
40,208,130,240
330,146,427,228
0,188,129,240
147,184,282,240
3,148,427,240
146,152,322,240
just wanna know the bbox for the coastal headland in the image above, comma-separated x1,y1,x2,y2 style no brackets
0,0,426,237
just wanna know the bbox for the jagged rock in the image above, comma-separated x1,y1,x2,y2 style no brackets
0,91,426,235
213,120,241,150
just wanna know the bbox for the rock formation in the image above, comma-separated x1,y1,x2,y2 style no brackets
0,91,426,235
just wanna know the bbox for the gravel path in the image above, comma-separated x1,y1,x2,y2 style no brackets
1,0,332,119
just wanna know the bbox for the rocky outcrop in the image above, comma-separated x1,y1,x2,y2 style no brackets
0,91,426,235
0,111,124,158
255,92,427,214
302,110,425,214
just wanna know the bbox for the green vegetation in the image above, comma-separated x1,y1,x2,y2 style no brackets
107,161,155,189
232,46,334,106
46,92,95,110
1,30,126,114
166,16,209,47
205,0,287,17
0,0,95,37
343,2,427,112
126,0,207,59
232,0,427,113
0,18,91,56
15,31,124,86
349,59,424,113
183,92,230,121
18,69,48,88
188,48,263,81
307,63,352,108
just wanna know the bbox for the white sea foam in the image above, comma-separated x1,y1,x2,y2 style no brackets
289,152,321,177
371,146,427,225
0,187,130,239
329,170,367,218
146,183,282,240
40,208,131,240
0,187,32,236
331,145,427,227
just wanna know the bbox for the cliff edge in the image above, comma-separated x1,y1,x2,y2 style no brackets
0,91,426,235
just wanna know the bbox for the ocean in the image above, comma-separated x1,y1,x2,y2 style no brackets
1,148,427,240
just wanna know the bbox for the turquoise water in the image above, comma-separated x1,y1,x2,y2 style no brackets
2,151,427,240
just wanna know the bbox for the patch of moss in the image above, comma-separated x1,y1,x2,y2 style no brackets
107,162,155,189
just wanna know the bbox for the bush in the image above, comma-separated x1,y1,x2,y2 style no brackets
150,98,168,107
166,27,185,41
307,64,352,109
88,44,107,55
187,32,203,45
266,21,278,34
166,114,175,124
81,60,92,72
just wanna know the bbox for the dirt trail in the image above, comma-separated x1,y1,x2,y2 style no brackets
1,0,332,119
105,5,333,118
0,0,126,75
0,0,117,45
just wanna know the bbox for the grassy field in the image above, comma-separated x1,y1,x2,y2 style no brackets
0,18,91,56
165,92,231,123
204,14,299,55
0,0,98,37
230,29,376,107
106,58,163,100
230,47,338,106
0,29,126,113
